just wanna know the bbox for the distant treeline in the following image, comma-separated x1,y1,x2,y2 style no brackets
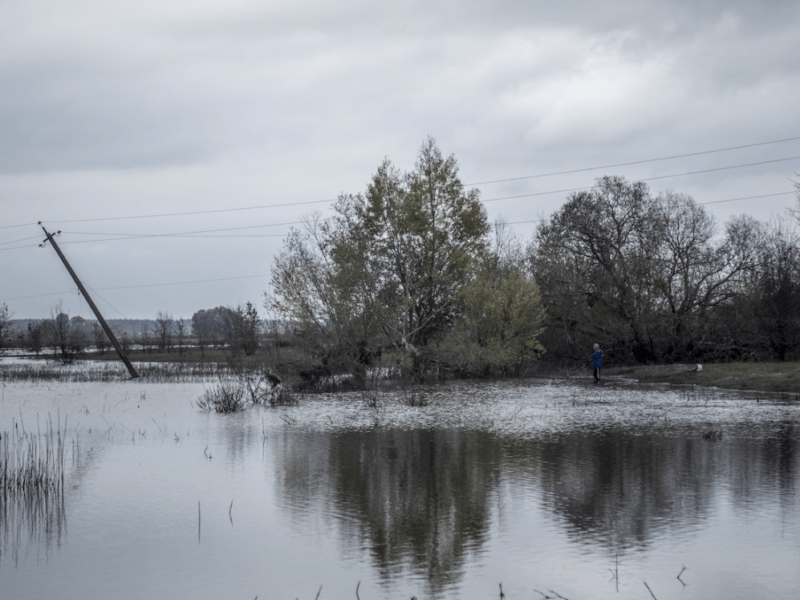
1,303,286,364
9,318,178,336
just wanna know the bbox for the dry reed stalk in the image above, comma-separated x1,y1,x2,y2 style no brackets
0,414,66,494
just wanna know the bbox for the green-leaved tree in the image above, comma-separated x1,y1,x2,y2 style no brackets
269,138,544,381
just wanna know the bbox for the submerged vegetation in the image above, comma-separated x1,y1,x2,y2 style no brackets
0,416,66,494
196,361,296,413
0,415,68,559
0,361,222,383
196,378,246,413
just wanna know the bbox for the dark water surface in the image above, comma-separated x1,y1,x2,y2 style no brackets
1,376,799,599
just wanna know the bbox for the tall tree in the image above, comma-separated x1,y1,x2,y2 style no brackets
154,310,174,352
236,302,261,356
749,218,800,360
44,300,84,363
270,138,502,378
26,321,43,355
533,177,758,363
534,176,662,362
0,303,13,353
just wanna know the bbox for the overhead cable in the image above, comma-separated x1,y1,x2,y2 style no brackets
2,135,798,231
465,135,800,185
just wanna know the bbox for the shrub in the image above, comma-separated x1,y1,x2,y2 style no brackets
196,379,246,413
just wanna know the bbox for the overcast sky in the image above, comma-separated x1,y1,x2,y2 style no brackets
2,0,800,320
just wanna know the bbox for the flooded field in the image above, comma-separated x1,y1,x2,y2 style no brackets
1,370,799,599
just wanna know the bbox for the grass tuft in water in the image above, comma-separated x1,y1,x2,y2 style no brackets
196,378,246,413
0,415,66,494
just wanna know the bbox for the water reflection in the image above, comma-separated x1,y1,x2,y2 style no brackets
2,380,798,599
274,429,500,595
533,431,718,550
274,421,800,591
0,489,66,568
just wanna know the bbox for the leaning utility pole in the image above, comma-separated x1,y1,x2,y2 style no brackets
39,223,139,379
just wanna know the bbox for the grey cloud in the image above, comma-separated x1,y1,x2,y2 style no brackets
3,0,799,176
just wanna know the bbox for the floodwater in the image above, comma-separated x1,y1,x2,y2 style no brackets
1,372,799,600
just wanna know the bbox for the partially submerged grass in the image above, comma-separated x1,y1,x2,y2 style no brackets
1,414,68,558
0,415,73,559
0,361,223,383
228,361,297,407
196,378,246,413
0,415,66,494
197,367,297,413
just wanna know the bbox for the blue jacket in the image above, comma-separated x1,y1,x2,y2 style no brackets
591,349,603,368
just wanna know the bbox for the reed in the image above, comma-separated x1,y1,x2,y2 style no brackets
0,415,69,559
0,415,66,494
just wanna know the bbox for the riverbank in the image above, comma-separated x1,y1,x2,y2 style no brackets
602,362,800,396
4,351,800,396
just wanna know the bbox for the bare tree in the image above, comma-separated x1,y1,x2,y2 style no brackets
155,310,175,353
0,303,13,354
26,321,43,355
532,177,759,363
749,217,800,360
45,300,84,363
92,321,110,354
175,317,188,356
140,322,152,354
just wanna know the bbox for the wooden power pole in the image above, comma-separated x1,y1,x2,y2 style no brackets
39,223,139,379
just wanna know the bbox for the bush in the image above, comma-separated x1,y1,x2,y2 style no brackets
196,379,246,413
197,364,297,412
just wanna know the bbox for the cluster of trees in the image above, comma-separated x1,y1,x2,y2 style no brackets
190,303,260,356
4,145,798,376
269,141,800,377
268,138,545,381
531,176,800,364
0,300,119,363
123,303,261,356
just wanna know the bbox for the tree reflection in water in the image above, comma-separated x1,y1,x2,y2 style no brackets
273,428,500,595
273,420,798,592
512,422,798,552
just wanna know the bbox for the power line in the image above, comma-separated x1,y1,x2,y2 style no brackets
465,135,800,185
60,219,304,239
3,135,798,232
488,191,799,228
0,243,40,252
481,157,800,203
0,235,42,246
15,190,797,248
700,191,795,205
0,222,38,231
84,283,128,319
4,187,796,302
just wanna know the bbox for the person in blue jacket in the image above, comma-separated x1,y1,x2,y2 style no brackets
591,343,603,382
